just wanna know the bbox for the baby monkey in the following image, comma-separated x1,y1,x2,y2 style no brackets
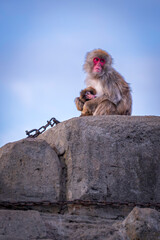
78,87,97,116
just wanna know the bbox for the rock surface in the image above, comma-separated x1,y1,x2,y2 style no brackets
39,116,160,204
0,116,160,239
0,210,46,239
0,207,159,240
0,139,61,202
122,207,160,240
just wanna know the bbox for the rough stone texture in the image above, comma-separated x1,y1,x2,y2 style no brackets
0,138,61,202
0,209,121,240
39,116,160,204
0,116,160,239
122,207,160,240
0,210,46,239
0,207,159,240
42,213,119,240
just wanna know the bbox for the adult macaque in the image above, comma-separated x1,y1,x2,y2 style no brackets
75,49,132,116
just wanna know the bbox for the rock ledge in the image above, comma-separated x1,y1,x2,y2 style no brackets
0,116,160,239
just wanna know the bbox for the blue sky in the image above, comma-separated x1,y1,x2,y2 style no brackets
0,0,160,147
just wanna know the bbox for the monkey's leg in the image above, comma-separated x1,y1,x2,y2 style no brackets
93,100,118,116
75,97,84,111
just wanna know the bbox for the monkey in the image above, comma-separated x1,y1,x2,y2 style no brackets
76,86,97,116
75,49,132,116
80,86,97,103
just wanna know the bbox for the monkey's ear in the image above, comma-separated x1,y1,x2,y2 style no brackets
106,55,113,66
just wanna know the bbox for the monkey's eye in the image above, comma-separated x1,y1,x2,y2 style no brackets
100,59,105,63
93,57,99,64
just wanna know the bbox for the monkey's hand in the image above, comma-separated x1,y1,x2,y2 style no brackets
75,97,84,111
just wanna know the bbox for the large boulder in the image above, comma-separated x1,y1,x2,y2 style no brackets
0,207,159,240
122,207,160,239
0,210,46,240
0,139,61,202
39,116,160,204
0,115,160,240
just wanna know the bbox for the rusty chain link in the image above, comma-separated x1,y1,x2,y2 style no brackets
25,117,60,138
0,200,160,208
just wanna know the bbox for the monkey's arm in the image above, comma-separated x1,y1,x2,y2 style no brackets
81,97,98,116
114,72,132,115
75,97,84,111
107,70,132,115
117,87,132,115
81,95,113,116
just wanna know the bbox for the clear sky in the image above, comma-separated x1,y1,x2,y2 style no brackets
0,0,160,147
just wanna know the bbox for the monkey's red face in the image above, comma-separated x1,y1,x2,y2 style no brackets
93,57,105,73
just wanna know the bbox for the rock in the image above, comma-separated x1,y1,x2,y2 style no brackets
41,213,118,240
0,116,160,239
122,207,160,239
0,210,46,239
0,138,61,202
39,116,160,205
0,207,160,239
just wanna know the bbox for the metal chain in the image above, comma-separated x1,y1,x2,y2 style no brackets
0,200,160,208
25,117,60,138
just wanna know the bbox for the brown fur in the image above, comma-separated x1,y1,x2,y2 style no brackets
75,49,132,116
75,87,97,114
79,86,97,103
